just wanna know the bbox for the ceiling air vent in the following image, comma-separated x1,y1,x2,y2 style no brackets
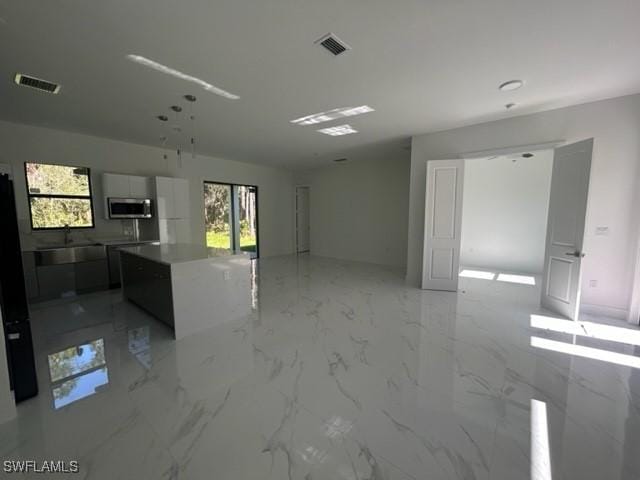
315,33,351,56
14,73,61,94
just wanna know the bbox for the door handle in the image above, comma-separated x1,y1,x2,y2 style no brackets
565,251,585,258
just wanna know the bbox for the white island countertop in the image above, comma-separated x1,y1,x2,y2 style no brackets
120,243,252,340
119,243,242,265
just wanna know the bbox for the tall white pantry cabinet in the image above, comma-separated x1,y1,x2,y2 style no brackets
154,177,191,244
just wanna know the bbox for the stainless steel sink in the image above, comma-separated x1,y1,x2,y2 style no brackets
35,245,107,266
36,242,101,250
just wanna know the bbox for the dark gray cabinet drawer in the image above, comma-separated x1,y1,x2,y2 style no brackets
37,264,75,299
121,252,174,328
75,259,109,293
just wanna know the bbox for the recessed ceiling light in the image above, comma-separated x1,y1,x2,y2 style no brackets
126,55,240,100
292,106,374,126
499,80,524,91
317,124,358,136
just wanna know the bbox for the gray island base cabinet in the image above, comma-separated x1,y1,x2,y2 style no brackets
120,253,174,328
119,244,251,340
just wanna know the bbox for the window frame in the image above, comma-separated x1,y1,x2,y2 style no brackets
24,162,96,230
203,180,259,258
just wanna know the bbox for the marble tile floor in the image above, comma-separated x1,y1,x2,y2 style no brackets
1,254,640,479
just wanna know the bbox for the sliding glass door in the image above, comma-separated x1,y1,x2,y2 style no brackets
204,183,233,249
237,185,257,255
204,182,258,258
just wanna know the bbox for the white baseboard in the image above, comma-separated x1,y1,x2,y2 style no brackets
580,303,630,321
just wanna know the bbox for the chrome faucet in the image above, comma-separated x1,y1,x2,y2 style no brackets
63,224,72,245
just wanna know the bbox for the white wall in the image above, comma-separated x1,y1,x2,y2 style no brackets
407,94,640,316
0,120,294,258
460,152,552,274
295,153,410,268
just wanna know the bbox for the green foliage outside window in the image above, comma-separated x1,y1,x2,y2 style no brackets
204,183,257,252
25,163,94,229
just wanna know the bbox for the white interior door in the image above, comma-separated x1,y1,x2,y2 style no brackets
296,187,310,253
422,160,465,291
541,139,593,320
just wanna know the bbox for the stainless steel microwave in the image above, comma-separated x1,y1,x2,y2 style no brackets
107,198,153,219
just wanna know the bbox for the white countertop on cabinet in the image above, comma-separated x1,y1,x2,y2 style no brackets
119,243,242,265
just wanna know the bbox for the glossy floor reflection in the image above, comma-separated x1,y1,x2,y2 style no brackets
1,255,639,479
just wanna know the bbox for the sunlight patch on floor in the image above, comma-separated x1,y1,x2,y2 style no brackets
459,269,496,280
530,336,640,369
497,273,536,285
531,314,640,347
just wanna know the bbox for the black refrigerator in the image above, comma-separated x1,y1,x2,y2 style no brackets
0,173,38,402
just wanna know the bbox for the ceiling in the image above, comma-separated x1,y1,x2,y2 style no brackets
1,0,639,169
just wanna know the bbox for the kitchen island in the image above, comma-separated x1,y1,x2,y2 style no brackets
119,243,252,340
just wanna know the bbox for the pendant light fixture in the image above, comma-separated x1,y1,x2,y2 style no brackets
170,105,183,168
156,96,199,167
184,94,197,159
157,115,169,163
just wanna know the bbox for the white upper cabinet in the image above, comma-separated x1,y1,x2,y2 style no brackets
103,173,150,198
155,177,175,219
173,178,190,219
102,173,151,219
102,173,130,198
175,218,192,243
129,176,151,198
154,177,189,220
102,173,189,225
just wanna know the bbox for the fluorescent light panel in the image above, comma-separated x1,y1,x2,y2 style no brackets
127,55,239,100
291,106,374,126
317,124,358,136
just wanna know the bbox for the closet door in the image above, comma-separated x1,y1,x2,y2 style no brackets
421,159,465,291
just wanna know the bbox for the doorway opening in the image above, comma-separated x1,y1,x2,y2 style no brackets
422,139,594,320
459,149,554,287
295,186,310,253
203,182,259,258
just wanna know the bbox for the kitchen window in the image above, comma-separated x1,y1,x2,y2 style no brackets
25,162,95,229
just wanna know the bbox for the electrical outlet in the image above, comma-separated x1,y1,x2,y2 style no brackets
223,270,230,280
595,226,609,236
589,279,598,288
